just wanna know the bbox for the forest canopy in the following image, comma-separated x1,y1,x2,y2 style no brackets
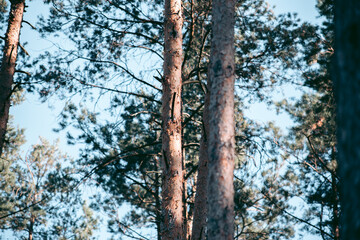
1,0,359,239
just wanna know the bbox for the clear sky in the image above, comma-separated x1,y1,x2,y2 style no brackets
7,0,322,239
269,0,320,21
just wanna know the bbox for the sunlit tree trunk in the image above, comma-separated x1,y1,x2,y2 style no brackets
191,92,209,240
334,0,360,239
161,0,184,239
0,0,25,157
207,0,236,239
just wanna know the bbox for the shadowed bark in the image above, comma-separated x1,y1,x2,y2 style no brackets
334,0,360,239
0,0,25,157
161,0,184,239
191,92,209,240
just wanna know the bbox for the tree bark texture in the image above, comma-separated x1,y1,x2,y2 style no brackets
0,0,25,157
207,0,236,240
191,92,209,240
161,0,184,239
334,0,360,239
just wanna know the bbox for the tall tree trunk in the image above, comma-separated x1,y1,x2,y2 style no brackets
334,0,360,239
0,0,25,157
191,93,209,240
161,0,184,239
207,1,236,240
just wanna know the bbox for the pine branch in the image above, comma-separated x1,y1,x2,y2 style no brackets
74,78,161,104
0,197,48,220
18,42,29,56
304,133,339,180
262,191,334,239
15,70,31,76
182,103,204,127
71,53,162,92
22,20,36,29
75,141,161,187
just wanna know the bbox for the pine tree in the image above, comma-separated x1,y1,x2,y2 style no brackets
207,1,236,239
161,0,185,239
0,137,98,239
0,0,25,157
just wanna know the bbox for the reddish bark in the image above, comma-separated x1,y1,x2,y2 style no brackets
0,0,25,157
161,0,184,239
207,0,236,239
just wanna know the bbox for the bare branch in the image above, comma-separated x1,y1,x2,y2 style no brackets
15,70,31,76
22,20,36,29
18,42,29,56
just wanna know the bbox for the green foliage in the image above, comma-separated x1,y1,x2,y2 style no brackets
0,0,7,24
274,1,339,239
49,201,99,240
0,0,7,12
0,135,98,239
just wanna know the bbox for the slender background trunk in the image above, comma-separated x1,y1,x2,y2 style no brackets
28,214,35,240
161,0,184,239
155,157,162,240
0,0,25,157
331,147,339,240
191,92,209,240
207,0,236,239
334,0,360,239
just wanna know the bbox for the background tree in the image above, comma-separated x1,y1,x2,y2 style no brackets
0,118,25,230
0,137,98,239
272,1,342,239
